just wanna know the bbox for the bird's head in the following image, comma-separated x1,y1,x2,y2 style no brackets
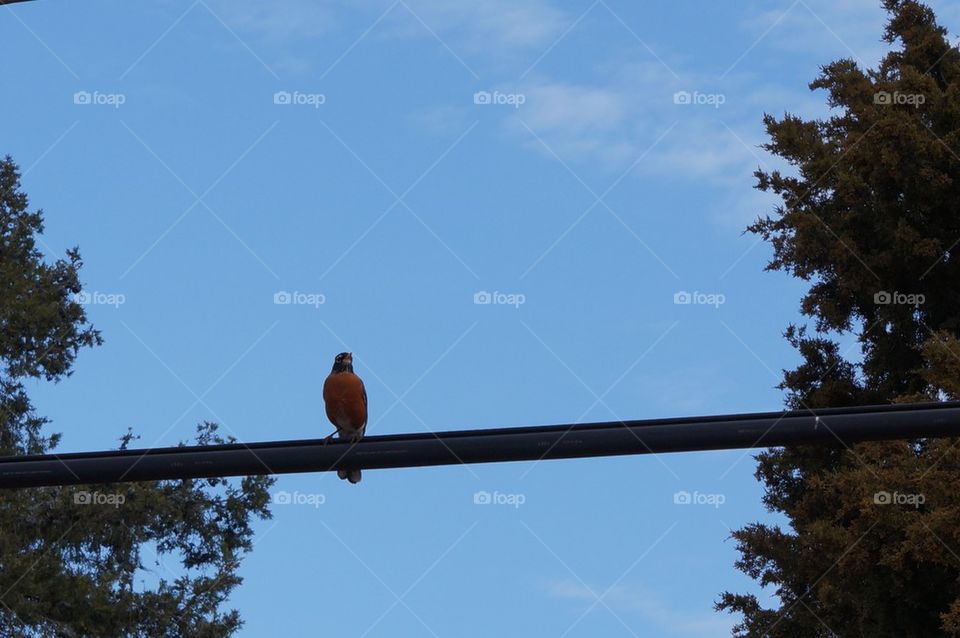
331,352,354,373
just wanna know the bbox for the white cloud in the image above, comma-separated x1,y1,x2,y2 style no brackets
212,0,569,58
736,0,887,68
393,0,569,53
546,579,598,600
482,1,952,191
208,0,339,42
507,81,637,167
544,579,735,637
630,364,741,413
411,104,475,137
649,122,761,180
737,0,960,72
502,62,787,186
522,83,628,131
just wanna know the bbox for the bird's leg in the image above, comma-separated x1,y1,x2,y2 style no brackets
323,428,344,446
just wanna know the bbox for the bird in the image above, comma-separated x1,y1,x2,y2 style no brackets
322,352,367,484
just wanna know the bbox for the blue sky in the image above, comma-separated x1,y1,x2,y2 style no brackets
5,0,959,635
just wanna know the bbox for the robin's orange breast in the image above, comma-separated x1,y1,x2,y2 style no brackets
323,372,367,431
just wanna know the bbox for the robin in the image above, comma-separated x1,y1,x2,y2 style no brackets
323,352,367,484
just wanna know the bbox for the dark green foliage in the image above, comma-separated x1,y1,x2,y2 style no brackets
718,2,960,635
0,156,274,636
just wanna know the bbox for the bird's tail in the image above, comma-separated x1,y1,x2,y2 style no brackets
337,469,362,484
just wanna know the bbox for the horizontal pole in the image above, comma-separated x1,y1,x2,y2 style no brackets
1,402,959,488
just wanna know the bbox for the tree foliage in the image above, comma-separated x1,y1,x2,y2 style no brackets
0,156,274,637
718,2,960,635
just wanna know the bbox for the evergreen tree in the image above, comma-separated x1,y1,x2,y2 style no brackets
0,155,274,637
718,2,960,635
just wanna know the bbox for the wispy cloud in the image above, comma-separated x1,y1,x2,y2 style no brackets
509,80,637,167
207,0,340,42
501,62,787,187
389,0,570,53
544,578,735,636
211,0,569,57
737,0,959,70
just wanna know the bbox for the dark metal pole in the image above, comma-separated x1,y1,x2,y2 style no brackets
1,402,959,488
